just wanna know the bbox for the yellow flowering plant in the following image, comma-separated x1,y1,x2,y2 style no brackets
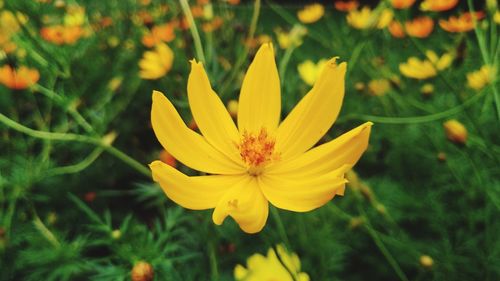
138,42,174,80
234,244,310,281
149,43,372,233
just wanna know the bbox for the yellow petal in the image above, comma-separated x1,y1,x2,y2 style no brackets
275,59,347,160
150,161,246,210
151,91,245,174
268,122,372,177
212,177,269,233
259,168,348,212
187,60,242,163
238,43,281,133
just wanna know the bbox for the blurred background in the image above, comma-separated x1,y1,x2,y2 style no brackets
0,0,499,280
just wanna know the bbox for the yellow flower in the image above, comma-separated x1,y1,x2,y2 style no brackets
149,43,372,233
297,59,328,86
495,11,500,25
443,119,467,144
399,58,436,79
368,79,391,96
139,43,174,80
275,25,307,49
234,245,310,281
467,65,495,91
297,3,324,24
347,7,393,30
425,50,453,71
399,51,453,80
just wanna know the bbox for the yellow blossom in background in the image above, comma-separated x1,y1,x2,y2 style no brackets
138,43,174,80
226,99,238,118
443,119,467,144
64,6,86,27
399,51,452,80
0,65,40,90
467,65,495,91
297,59,328,86
420,83,434,96
420,255,434,269
495,11,500,24
399,57,437,79
275,25,307,49
391,0,415,9
439,12,485,33
347,7,393,30
368,79,391,96
0,10,24,53
297,3,324,24
234,245,310,281
425,50,453,71
149,44,372,233
420,0,458,12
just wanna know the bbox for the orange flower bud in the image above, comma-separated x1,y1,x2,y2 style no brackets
131,261,154,281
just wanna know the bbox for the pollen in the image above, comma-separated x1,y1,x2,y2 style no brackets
238,128,278,174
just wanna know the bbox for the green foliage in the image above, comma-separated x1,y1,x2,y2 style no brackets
0,0,499,280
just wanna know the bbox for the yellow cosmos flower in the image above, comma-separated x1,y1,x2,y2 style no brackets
347,7,393,30
139,43,174,80
399,51,453,80
467,65,495,91
275,25,307,49
297,59,328,86
495,11,500,25
149,43,372,233
425,50,453,71
234,245,310,281
297,3,325,24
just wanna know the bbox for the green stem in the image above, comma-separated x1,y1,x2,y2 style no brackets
338,90,486,124
179,0,206,62
219,0,261,97
33,84,95,134
270,206,290,249
33,215,60,248
0,113,150,177
45,147,105,178
208,240,219,281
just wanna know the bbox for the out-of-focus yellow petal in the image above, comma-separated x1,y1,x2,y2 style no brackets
275,59,347,160
212,177,269,233
151,91,245,174
238,43,281,133
269,122,372,177
187,60,243,163
150,161,246,209
259,168,348,212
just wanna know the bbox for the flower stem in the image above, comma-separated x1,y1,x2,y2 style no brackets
270,206,290,249
0,113,150,177
178,0,206,63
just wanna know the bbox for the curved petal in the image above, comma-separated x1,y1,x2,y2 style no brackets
187,60,242,163
268,122,372,177
151,91,245,174
150,161,246,210
259,167,349,212
212,177,269,233
238,43,281,133
275,59,347,160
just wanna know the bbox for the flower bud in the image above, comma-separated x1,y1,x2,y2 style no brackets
419,255,434,269
131,261,154,281
443,119,467,144
226,100,238,118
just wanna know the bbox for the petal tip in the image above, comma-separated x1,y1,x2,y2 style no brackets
152,90,164,101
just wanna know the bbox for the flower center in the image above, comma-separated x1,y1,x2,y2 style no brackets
238,128,279,176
